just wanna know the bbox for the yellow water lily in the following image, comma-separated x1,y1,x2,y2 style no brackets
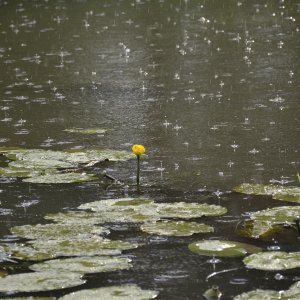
132,144,145,156
132,144,146,191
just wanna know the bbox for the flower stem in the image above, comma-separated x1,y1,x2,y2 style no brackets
137,154,140,191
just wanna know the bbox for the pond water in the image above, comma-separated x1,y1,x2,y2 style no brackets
0,0,299,299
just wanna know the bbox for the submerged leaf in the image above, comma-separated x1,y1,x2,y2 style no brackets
244,251,300,271
189,240,262,257
0,271,85,292
141,220,214,236
234,183,300,203
59,284,158,300
30,256,132,274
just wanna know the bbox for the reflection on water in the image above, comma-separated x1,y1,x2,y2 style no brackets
0,0,300,299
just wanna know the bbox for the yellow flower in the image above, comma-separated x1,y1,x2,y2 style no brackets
132,144,145,156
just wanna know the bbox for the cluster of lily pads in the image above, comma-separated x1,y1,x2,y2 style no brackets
0,146,134,183
0,196,230,298
1,145,300,299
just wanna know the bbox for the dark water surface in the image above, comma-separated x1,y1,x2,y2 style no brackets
0,0,300,299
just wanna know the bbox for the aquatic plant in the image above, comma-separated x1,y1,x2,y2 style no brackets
131,144,146,190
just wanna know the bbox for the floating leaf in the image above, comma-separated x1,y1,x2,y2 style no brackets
23,172,97,184
59,284,158,300
64,128,107,135
64,149,134,164
155,202,227,219
234,183,300,203
234,289,280,299
6,237,136,261
28,237,137,258
234,281,300,299
0,166,33,177
10,223,109,240
250,206,300,223
0,271,85,292
9,158,74,170
189,240,262,257
1,297,56,300
237,220,291,240
141,220,214,236
78,198,227,223
244,251,300,271
30,256,132,274
44,210,106,225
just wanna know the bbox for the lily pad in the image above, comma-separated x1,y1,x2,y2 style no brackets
234,183,300,203
234,289,281,299
28,237,137,258
140,220,214,236
44,210,106,225
1,298,56,300
243,251,300,271
189,240,262,257
59,284,159,300
155,202,227,219
6,237,136,261
30,256,132,274
64,128,107,135
64,149,134,164
23,172,97,184
234,281,300,299
0,271,85,292
250,206,300,223
0,147,133,183
78,198,227,223
10,223,109,240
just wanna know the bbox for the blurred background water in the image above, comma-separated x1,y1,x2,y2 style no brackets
0,0,300,299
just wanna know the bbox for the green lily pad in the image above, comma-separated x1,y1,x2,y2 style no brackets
28,237,137,258
78,198,227,223
188,240,262,257
234,281,300,299
237,220,289,240
250,206,300,223
0,270,7,278
23,172,97,184
6,237,136,261
0,271,85,292
0,298,56,300
64,128,107,135
234,183,300,203
244,251,300,271
30,256,132,274
0,147,133,183
9,158,74,170
45,209,148,224
59,284,158,300
155,202,227,219
10,223,109,240
140,220,214,236
78,198,158,223
0,166,33,177
234,289,281,299
44,210,106,225
64,149,134,164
